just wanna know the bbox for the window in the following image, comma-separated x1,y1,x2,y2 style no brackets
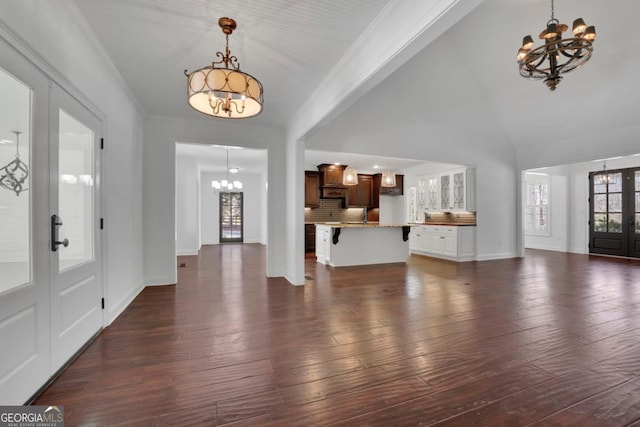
525,177,549,236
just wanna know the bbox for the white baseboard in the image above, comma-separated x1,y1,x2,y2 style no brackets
475,252,517,261
177,249,199,256
568,246,588,254
107,280,144,326
144,276,176,286
525,244,565,252
284,273,305,286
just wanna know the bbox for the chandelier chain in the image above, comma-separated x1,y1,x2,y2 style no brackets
550,0,555,21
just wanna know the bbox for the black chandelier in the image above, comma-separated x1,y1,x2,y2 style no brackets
516,0,596,91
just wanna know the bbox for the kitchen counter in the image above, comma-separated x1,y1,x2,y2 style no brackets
315,224,410,267
409,222,477,226
315,222,407,228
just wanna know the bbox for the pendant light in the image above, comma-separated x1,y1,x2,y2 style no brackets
381,166,396,188
0,131,29,196
185,17,263,119
342,165,358,186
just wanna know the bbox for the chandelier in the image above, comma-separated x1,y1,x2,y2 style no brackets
516,0,596,91
185,17,263,119
0,131,29,196
211,146,242,191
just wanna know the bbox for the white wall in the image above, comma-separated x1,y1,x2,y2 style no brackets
143,116,286,286
0,1,145,323
175,155,200,255
306,33,519,261
379,195,405,224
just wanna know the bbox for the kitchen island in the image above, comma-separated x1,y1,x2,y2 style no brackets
315,223,411,267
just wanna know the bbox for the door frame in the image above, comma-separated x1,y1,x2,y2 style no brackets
0,26,107,404
589,167,638,258
219,191,244,243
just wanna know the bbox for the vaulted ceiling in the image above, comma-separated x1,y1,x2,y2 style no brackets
74,0,640,160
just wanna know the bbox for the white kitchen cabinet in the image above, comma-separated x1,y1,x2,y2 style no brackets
409,225,430,252
439,168,476,212
315,225,331,264
426,175,439,212
409,225,476,261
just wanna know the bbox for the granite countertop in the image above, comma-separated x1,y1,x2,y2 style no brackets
315,222,409,228
409,222,477,226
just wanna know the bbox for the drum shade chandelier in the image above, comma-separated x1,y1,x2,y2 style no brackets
516,0,596,91
185,17,263,119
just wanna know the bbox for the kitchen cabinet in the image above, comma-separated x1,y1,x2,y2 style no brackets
321,187,347,200
317,164,346,187
305,171,320,208
426,175,439,212
347,174,373,207
305,224,316,253
315,225,331,264
409,225,476,261
439,168,475,211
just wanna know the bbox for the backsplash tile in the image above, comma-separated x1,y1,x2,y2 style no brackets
305,199,365,223
424,211,476,224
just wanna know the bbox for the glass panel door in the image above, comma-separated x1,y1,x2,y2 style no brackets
630,169,640,257
0,68,31,293
440,174,450,210
0,41,51,405
589,168,630,257
220,192,243,243
49,83,103,370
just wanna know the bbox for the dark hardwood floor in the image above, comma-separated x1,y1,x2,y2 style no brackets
34,245,640,426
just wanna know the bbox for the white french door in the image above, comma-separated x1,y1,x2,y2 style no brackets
0,37,103,404
49,84,103,371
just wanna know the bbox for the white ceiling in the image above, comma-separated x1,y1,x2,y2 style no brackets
176,143,267,173
73,0,390,127
73,0,640,172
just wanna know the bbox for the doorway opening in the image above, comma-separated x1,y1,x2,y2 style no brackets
589,167,640,258
220,191,243,243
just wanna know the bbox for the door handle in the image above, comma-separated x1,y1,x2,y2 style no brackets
51,214,69,252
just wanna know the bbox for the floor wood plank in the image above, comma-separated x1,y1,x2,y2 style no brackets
32,245,640,426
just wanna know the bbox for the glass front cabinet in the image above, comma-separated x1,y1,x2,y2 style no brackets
434,168,476,212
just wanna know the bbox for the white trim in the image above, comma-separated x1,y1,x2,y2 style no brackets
176,250,199,256
107,281,144,326
475,252,517,261
144,276,176,286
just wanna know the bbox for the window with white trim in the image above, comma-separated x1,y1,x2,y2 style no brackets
525,176,550,236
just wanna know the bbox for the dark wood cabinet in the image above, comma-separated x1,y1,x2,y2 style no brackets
321,187,347,199
317,164,346,187
305,224,316,253
305,171,320,208
347,174,373,207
